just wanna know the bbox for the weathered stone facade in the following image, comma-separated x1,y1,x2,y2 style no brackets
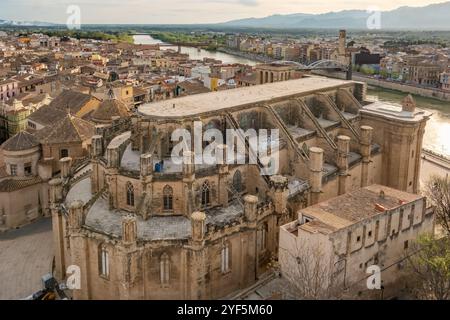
50,76,430,299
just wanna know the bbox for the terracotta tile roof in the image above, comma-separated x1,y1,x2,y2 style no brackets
300,184,423,232
28,104,67,127
133,87,148,97
0,176,43,192
36,114,95,144
91,98,129,122
47,89,96,114
1,131,40,151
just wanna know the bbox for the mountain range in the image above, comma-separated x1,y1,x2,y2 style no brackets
1,1,450,30
219,1,450,30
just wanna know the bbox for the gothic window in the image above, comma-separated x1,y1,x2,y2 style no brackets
201,180,211,207
232,170,242,193
163,185,173,211
257,223,268,252
160,253,170,285
126,182,135,207
99,245,109,278
221,243,230,274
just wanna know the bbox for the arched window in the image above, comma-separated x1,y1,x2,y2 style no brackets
126,182,134,206
99,245,109,278
163,185,173,211
160,253,170,285
232,170,242,193
257,223,268,252
221,243,230,273
201,180,210,207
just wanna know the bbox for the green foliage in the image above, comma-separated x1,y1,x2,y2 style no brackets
18,29,134,43
359,65,375,75
151,31,226,49
379,69,388,78
407,235,450,300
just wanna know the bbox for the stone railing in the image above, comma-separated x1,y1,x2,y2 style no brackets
257,201,273,218
118,168,140,179
70,156,90,176
69,169,92,187
153,172,184,181
195,166,217,178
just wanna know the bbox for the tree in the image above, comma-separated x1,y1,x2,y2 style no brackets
278,239,341,299
406,235,450,300
425,175,450,236
379,69,389,79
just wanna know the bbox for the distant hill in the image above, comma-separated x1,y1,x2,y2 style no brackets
0,19,56,27
219,1,450,30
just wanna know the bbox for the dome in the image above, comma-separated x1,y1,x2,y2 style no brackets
1,131,40,152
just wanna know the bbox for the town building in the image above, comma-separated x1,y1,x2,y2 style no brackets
48,76,430,299
0,79,19,102
439,70,450,91
255,63,297,85
0,131,52,231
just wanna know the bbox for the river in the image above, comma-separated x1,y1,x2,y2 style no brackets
367,87,450,157
133,34,257,66
133,34,450,157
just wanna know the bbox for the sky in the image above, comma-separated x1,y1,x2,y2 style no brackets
0,0,446,24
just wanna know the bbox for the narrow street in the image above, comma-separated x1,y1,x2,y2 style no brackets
0,218,53,300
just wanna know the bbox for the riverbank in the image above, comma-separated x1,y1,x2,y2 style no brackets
314,70,450,102
366,86,450,158
355,73,450,102
133,35,258,66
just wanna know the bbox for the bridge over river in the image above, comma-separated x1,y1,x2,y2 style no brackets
420,149,450,188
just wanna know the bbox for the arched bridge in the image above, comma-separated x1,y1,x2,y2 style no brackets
271,60,350,71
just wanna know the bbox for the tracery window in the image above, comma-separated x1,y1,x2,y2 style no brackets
201,180,210,206
163,185,173,211
126,182,134,206
160,253,170,285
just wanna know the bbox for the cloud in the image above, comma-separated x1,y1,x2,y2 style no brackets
238,0,259,6
0,0,444,24
205,0,259,6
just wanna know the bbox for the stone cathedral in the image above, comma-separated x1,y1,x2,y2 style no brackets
49,76,430,299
